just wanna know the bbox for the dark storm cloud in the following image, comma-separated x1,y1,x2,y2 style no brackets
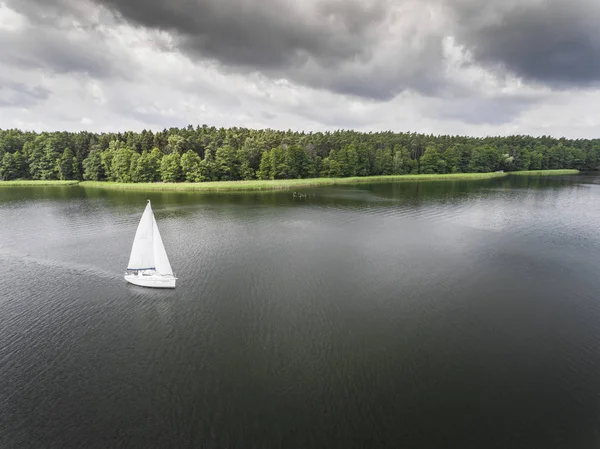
89,0,600,93
95,0,387,68
7,0,600,98
2,0,127,79
449,0,600,87
5,0,600,130
77,0,449,100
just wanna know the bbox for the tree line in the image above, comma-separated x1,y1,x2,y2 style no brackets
0,126,598,182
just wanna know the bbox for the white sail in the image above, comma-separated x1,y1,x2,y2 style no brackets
127,201,155,270
152,214,173,275
125,200,176,288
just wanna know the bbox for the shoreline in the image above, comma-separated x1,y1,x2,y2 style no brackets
79,172,508,192
0,170,580,191
0,180,80,187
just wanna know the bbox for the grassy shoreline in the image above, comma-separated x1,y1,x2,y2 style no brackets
0,180,80,186
79,172,508,192
507,169,580,176
0,169,580,191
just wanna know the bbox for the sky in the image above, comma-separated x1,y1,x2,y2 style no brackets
1,0,600,138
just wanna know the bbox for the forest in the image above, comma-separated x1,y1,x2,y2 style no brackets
0,126,598,182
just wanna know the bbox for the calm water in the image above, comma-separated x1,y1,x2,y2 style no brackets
2,175,600,448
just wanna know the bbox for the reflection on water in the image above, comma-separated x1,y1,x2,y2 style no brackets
2,174,600,449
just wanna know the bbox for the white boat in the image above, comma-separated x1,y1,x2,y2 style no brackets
124,200,177,288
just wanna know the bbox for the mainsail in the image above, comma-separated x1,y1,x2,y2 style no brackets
127,201,173,274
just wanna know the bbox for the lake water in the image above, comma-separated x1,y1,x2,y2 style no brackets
2,174,600,448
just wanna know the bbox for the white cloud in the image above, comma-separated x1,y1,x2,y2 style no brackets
0,1,26,31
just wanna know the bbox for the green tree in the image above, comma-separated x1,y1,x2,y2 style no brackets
72,155,82,180
28,137,60,180
0,151,25,180
373,148,393,175
284,145,312,179
356,143,373,176
8,126,600,184
0,130,27,155
236,144,255,180
14,151,26,178
330,144,358,177
111,146,137,183
149,148,163,177
419,146,446,174
512,148,532,171
257,149,273,180
547,144,564,169
167,134,186,154
393,146,415,174
198,150,218,182
40,141,60,180
131,148,162,182
322,155,342,178
241,137,264,173
140,130,154,152
215,144,240,181
532,144,549,169
319,157,331,178
270,146,288,179
57,148,75,180
442,145,461,173
468,145,501,173
83,149,105,181
101,140,120,181
585,144,600,170
160,152,182,182
238,151,255,180
530,151,543,170
499,153,515,172
180,150,202,182
571,147,587,170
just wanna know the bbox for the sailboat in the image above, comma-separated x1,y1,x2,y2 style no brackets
124,200,177,288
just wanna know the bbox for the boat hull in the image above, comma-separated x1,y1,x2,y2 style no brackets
124,274,176,289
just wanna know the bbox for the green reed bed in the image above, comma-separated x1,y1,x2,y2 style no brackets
509,169,580,176
80,172,508,192
3,171,576,191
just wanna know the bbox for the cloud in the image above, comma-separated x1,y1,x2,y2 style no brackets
447,0,600,87
95,0,388,68
6,0,600,98
429,95,536,125
0,30,118,78
0,81,50,107
1,0,600,137
29,0,450,101
80,0,600,97
0,0,131,79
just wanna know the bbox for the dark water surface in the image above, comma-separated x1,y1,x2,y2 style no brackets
2,175,600,448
